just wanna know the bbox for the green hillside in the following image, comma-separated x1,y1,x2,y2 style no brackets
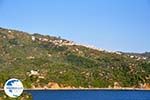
0,27,150,88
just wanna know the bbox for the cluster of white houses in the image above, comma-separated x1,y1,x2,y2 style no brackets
128,55,147,60
31,36,75,46
31,35,148,60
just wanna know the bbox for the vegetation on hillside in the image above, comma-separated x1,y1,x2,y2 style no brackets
0,27,150,89
0,91,32,100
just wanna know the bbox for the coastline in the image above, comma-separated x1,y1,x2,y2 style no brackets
1,88,150,91
24,88,150,91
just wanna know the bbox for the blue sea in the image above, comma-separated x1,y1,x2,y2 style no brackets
27,90,150,100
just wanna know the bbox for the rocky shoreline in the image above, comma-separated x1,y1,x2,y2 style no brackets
28,82,150,90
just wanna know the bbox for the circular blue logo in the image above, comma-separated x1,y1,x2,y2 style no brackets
4,78,24,98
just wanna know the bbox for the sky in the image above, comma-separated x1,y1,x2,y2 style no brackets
0,0,150,53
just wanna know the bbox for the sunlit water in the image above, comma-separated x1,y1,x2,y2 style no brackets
26,90,150,100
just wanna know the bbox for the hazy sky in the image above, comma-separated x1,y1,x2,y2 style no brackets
0,0,150,52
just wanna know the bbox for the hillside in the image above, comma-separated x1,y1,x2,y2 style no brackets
0,27,150,89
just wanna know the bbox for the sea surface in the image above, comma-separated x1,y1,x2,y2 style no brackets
26,90,150,100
